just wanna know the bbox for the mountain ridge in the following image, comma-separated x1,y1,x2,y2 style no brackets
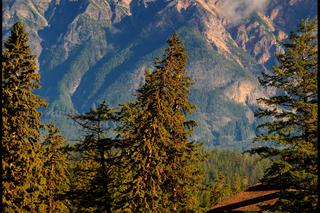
2,0,317,149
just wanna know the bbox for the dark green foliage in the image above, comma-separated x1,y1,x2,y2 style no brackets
115,33,204,212
252,18,318,211
2,21,71,212
2,22,48,212
211,172,233,205
198,149,270,210
198,171,232,212
41,123,70,212
68,102,117,212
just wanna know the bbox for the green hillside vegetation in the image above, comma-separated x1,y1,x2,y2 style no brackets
199,149,270,210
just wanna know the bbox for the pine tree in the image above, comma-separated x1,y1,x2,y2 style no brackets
2,22,48,212
233,173,242,193
211,172,232,205
69,102,116,212
42,123,70,212
115,33,204,212
250,18,318,211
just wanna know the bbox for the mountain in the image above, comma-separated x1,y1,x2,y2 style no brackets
2,0,317,149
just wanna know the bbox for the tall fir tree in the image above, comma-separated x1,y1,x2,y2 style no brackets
41,123,70,212
156,34,204,211
115,33,204,212
69,102,116,212
251,18,318,211
2,22,48,212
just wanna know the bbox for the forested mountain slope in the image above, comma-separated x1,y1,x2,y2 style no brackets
2,0,317,148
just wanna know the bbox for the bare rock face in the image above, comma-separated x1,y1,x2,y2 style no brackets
3,0,312,67
223,80,265,106
220,0,315,69
229,13,279,67
2,0,52,56
62,1,112,55
3,0,132,57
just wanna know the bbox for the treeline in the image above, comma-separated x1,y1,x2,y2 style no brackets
199,149,270,208
2,17,317,212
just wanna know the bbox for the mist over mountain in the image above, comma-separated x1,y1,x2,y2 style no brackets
2,0,317,149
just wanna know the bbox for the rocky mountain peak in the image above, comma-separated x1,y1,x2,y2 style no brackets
2,0,316,148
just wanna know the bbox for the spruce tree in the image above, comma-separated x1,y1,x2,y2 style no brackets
69,102,116,212
251,18,318,211
2,22,48,211
211,172,232,205
115,33,204,212
157,34,204,212
41,123,70,212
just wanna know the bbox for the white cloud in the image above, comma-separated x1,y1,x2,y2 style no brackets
218,0,269,23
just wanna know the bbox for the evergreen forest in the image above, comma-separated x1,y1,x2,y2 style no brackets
2,18,317,212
